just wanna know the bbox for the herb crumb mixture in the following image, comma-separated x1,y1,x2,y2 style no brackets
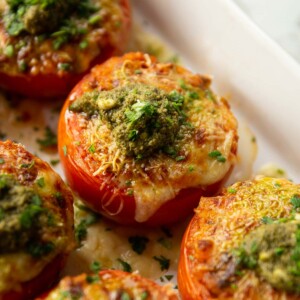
0,0,126,75
188,177,300,298
0,141,74,294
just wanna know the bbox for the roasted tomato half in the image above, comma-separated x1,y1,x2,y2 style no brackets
0,0,131,98
37,269,178,300
58,52,238,226
0,141,74,300
178,176,300,299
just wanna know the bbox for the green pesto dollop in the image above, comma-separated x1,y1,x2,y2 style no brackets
70,84,192,158
235,222,300,293
3,0,96,36
0,174,54,257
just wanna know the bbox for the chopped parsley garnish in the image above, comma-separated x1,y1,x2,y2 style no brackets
90,261,101,273
36,177,45,188
125,101,157,125
50,159,60,166
75,213,99,245
261,216,274,224
179,79,188,90
208,150,226,163
120,292,131,300
153,255,170,271
233,242,258,270
227,188,237,194
291,195,300,210
88,143,96,153
165,274,174,281
140,291,149,300
36,126,57,148
0,158,5,164
27,241,55,258
20,160,35,169
58,62,71,71
128,236,149,255
62,145,67,156
4,44,14,57
117,258,132,272
86,274,99,283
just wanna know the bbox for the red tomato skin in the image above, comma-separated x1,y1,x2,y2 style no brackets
58,53,235,226
0,254,67,300
59,94,232,226
0,0,131,98
178,217,205,300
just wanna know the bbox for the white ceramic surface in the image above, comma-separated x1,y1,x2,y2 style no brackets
133,0,300,181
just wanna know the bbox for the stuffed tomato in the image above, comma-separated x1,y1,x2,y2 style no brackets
0,141,74,300
178,176,300,299
37,269,178,300
58,52,238,226
0,0,131,98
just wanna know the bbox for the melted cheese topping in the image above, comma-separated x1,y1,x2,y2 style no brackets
0,141,74,293
186,176,300,299
67,53,238,222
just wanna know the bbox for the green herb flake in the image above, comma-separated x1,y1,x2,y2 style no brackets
165,274,174,281
0,158,5,164
121,292,131,300
50,159,60,166
134,69,142,74
18,60,27,72
90,261,101,273
277,169,285,175
88,143,96,153
79,40,88,49
153,255,170,271
208,150,226,163
117,258,132,272
188,165,195,172
274,247,284,256
261,216,274,224
186,91,199,99
58,62,71,71
291,195,300,210
88,15,101,25
62,145,67,156
75,213,99,245
36,177,45,188
36,126,57,148
179,79,188,90
140,291,149,300
128,236,149,255
4,45,14,57
228,188,236,194
27,242,54,258
208,150,222,158
20,204,43,229
86,274,99,283
20,160,35,169
175,155,186,162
